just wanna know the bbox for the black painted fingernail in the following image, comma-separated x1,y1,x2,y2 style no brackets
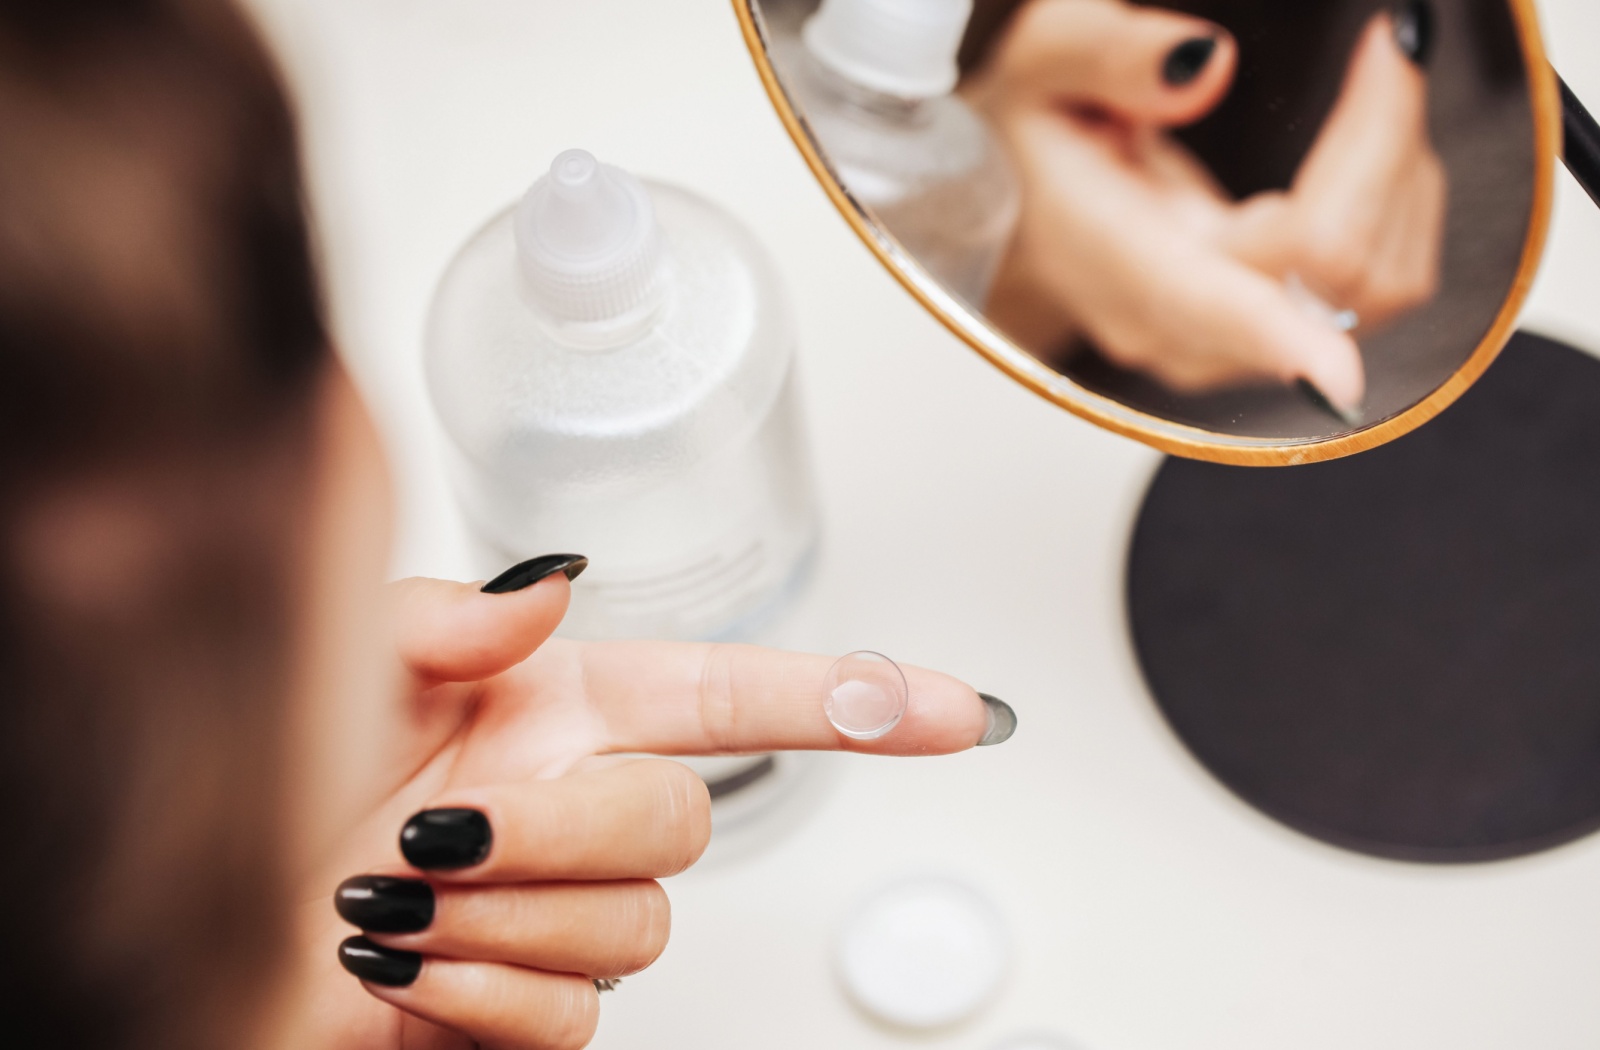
1296,378,1363,428
482,553,588,594
977,694,1017,746
1393,1,1433,67
338,935,422,988
400,808,492,871
335,875,436,934
1163,36,1217,86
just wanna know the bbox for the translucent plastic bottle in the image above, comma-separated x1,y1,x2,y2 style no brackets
426,149,819,641
775,0,1020,307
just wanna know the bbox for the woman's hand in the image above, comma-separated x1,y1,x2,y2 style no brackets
279,559,1005,1050
969,0,1445,413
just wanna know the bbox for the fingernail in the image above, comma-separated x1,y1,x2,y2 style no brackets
339,935,422,987
334,875,436,934
1163,36,1217,86
482,553,588,594
1296,378,1363,428
977,694,1017,746
1393,1,1433,67
400,808,492,871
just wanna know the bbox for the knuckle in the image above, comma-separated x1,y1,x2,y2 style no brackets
1407,253,1442,307
543,976,601,1050
610,880,673,974
1301,234,1371,302
635,880,673,966
646,761,711,875
1364,286,1408,322
696,643,741,752
1410,267,1440,307
644,755,706,806
1160,361,1227,395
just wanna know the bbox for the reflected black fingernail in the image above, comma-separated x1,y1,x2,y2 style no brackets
977,694,1017,746
1296,378,1363,428
400,808,492,871
1163,36,1217,86
339,935,422,988
1393,1,1433,67
482,553,588,594
335,875,436,934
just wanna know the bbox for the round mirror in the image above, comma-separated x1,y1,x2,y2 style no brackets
735,0,1559,464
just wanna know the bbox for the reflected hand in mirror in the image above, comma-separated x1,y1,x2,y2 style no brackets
750,0,1533,451
965,1,1446,419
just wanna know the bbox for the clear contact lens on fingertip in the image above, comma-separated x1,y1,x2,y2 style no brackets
824,651,908,740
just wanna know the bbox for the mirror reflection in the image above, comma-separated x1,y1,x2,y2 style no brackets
756,0,1539,441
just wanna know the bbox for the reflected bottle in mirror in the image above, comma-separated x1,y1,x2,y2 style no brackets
771,0,1020,308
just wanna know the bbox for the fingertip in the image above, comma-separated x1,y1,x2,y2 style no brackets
977,694,1018,747
338,934,422,989
1297,330,1367,417
878,669,993,756
481,553,588,594
1152,24,1236,124
1209,267,1366,413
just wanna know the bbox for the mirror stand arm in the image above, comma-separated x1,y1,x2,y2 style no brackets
1560,71,1600,210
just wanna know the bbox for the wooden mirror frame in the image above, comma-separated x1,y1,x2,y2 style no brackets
733,0,1561,466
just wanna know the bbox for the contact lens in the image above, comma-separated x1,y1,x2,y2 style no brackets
823,651,908,740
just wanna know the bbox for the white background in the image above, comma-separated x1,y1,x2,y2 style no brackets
242,1,1600,1047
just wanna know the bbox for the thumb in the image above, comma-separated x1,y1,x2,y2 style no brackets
391,555,584,684
972,0,1235,126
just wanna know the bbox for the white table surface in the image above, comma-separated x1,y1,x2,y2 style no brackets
244,2,1600,1047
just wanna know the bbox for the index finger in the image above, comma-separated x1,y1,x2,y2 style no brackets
1295,13,1431,207
565,641,1012,757
1236,14,1434,292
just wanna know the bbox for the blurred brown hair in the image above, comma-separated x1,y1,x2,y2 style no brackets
0,1,328,1047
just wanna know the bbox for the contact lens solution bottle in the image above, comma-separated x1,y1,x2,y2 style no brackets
775,0,1020,307
426,149,820,642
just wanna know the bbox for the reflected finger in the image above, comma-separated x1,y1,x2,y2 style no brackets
973,0,1236,125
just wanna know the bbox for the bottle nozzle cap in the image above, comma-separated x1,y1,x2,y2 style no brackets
803,0,973,100
514,149,664,325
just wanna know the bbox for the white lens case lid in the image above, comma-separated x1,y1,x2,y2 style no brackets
836,876,1010,1030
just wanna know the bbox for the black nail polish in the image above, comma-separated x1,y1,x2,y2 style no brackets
335,875,436,934
978,694,1017,746
1163,36,1217,86
482,553,588,594
400,808,492,870
338,935,422,988
1296,378,1363,428
1393,2,1433,67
